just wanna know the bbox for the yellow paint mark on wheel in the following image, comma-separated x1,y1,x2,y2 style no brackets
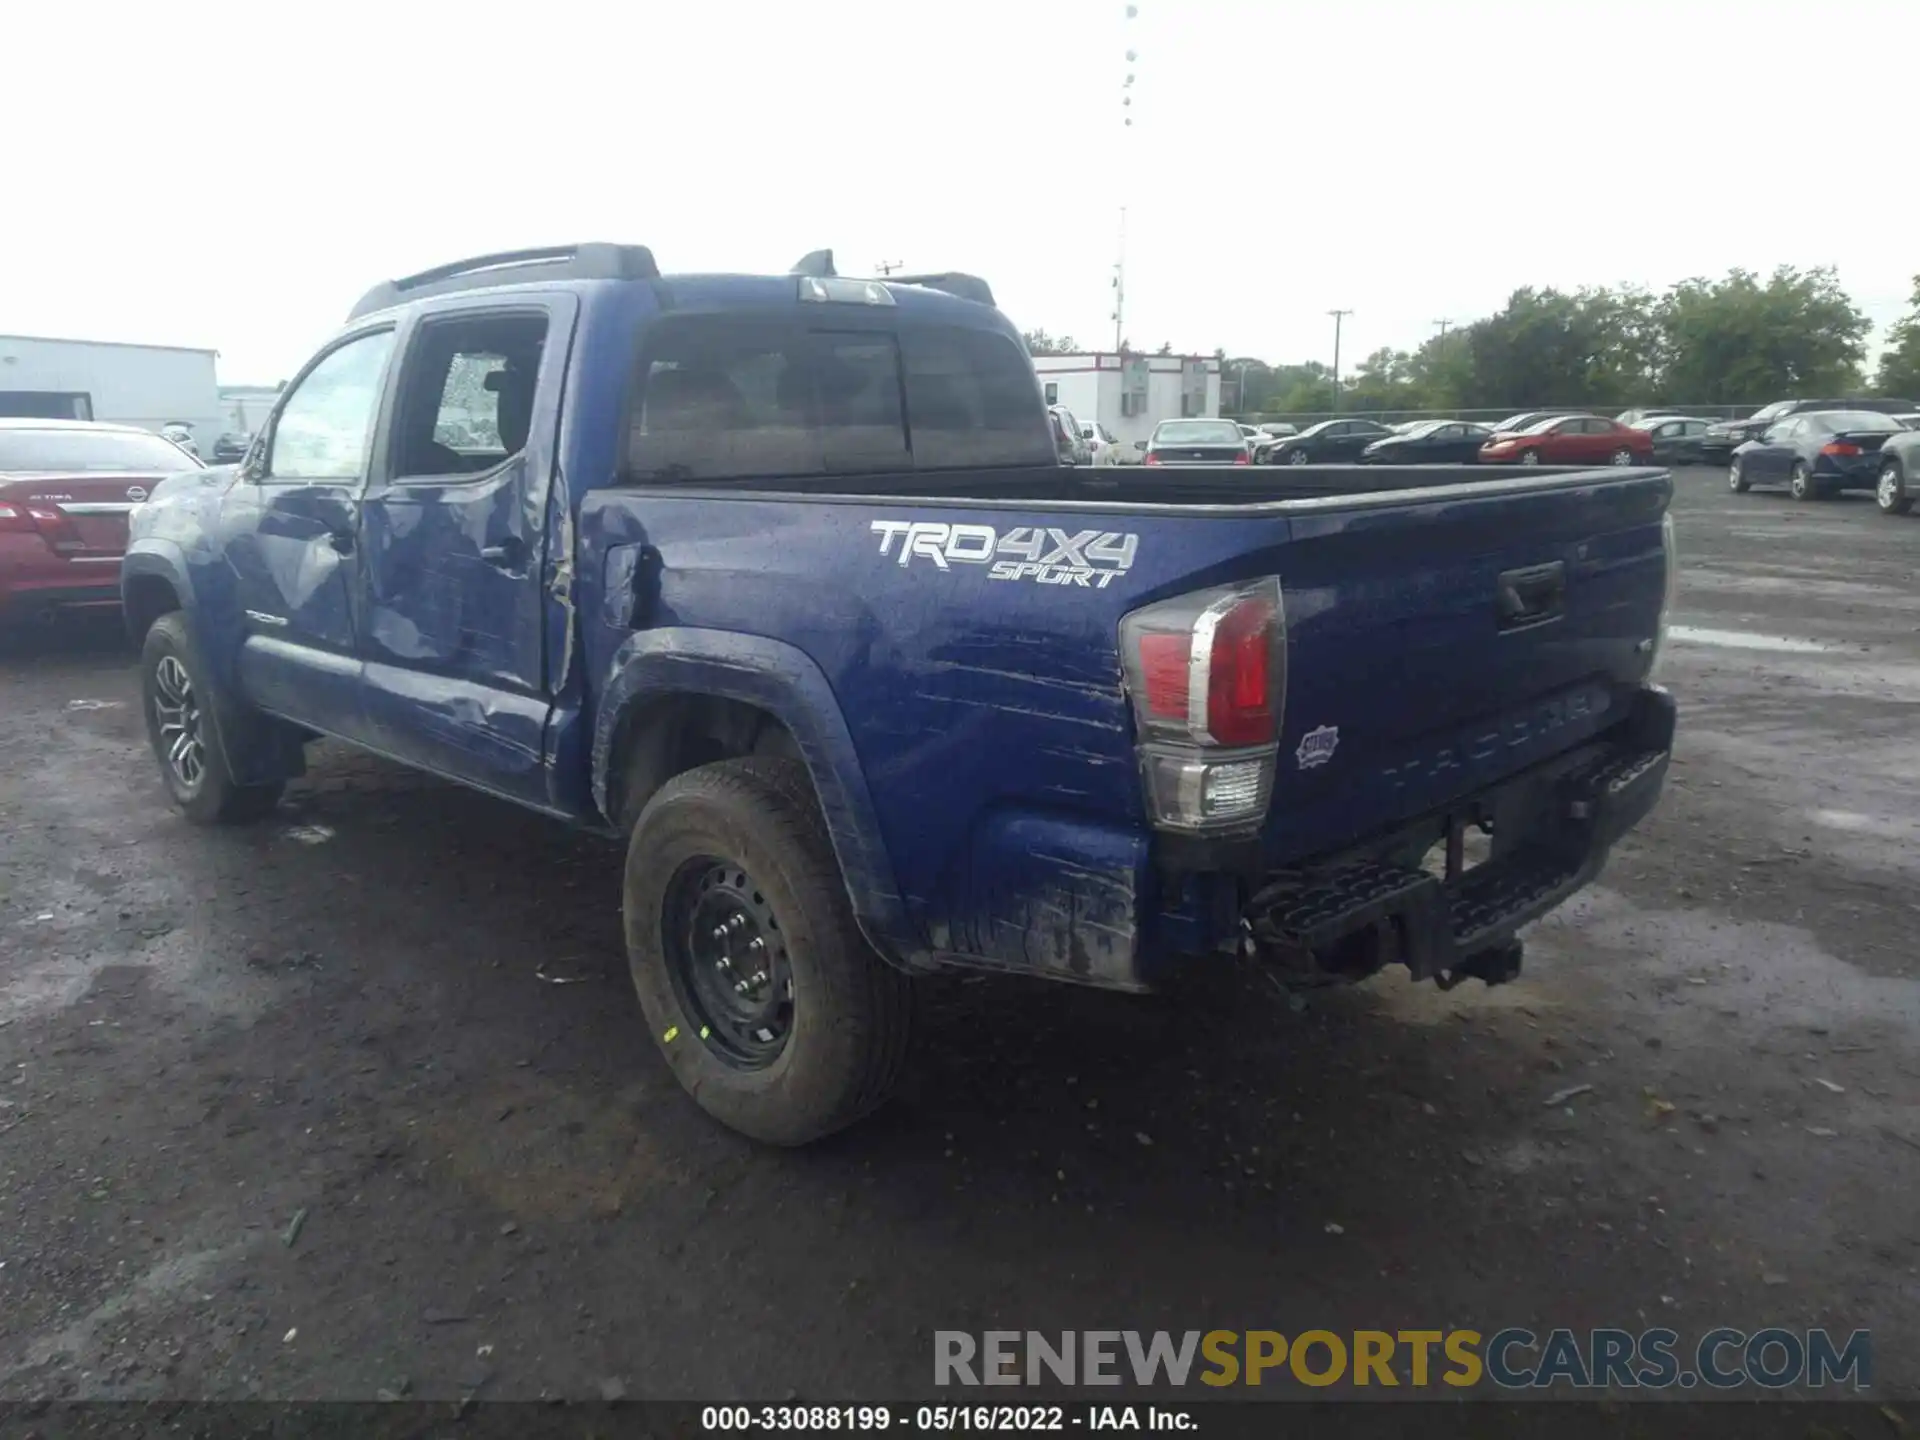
699,1026,710,1040
663,1025,679,1043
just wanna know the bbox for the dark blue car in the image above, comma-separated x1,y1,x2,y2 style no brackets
1728,410,1910,501
120,242,1678,1144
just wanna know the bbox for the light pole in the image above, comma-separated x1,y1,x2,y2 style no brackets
1327,309,1352,412
1234,359,1252,415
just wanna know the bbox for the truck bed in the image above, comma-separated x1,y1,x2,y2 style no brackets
581,460,1673,985
633,461,1649,507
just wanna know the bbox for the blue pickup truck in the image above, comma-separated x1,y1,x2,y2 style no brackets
122,244,1677,1144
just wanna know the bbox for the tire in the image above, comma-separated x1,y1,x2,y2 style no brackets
1518,449,1541,466
139,613,284,824
1877,460,1912,516
1728,460,1750,493
622,756,912,1145
1789,461,1818,502
1287,448,1310,466
1609,447,1634,466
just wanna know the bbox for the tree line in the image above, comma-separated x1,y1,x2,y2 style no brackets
1026,268,1920,416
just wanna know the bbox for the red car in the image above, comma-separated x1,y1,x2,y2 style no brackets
1478,414,1653,467
1,419,204,626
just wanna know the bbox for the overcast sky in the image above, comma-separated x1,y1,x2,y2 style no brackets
8,0,1915,382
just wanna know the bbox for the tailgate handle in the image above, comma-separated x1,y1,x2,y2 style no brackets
1497,561,1565,630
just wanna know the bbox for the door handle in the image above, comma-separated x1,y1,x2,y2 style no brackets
1496,561,1566,631
480,537,527,569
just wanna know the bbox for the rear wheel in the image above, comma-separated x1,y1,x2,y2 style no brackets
1609,447,1634,466
140,614,283,824
1878,460,1913,516
1728,460,1750,493
623,757,912,1145
1789,461,1819,502
1287,448,1310,466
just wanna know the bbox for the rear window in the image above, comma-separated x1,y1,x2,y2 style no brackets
1155,420,1244,445
625,316,1050,482
0,428,204,472
1816,411,1902,433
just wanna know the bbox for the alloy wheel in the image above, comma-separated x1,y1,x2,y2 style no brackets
151,655,206,791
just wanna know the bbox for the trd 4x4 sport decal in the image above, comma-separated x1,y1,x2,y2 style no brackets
870,521,1139,589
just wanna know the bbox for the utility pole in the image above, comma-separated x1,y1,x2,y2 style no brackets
1327,308,1352,411
876,260,903,276
1234,359,1252,415
1432,318,1452,339
1111,206,1128,355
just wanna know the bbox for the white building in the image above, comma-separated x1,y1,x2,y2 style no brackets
0,334,223,451
1031,352,1223,455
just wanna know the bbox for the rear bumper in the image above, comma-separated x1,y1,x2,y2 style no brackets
1244,686,1674,983
0,543,121,621
926,686,1676,994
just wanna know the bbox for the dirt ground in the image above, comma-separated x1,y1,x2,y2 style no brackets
1,467,1915,1405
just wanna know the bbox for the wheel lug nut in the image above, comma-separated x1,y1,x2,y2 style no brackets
748,937,764,953
711,926,727,941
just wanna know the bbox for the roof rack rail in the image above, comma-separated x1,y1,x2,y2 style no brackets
790,249,837,277
882,272,996,307
348,243,660,320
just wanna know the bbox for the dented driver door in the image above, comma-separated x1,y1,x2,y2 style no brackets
222,326,396,741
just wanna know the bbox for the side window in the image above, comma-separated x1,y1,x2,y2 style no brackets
267,331,395,481
899,326,1053,469
390,312,551,481
1043,382,1059,405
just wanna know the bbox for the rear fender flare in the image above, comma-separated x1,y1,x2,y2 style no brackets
591,628,924,970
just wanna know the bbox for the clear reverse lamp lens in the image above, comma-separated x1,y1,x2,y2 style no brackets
1139,749,1275,833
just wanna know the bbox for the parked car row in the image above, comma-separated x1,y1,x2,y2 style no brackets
1696,397,1917,465
1725,408,1920,515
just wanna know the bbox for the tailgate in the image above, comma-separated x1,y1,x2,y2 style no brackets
1260,471,1669,862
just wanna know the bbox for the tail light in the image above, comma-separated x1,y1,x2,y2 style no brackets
1233,453,1250,466
1119,578,1286,834
1649,512,1677,679
1143,452,1162,466
0,501,81,551
1820,441,1861,457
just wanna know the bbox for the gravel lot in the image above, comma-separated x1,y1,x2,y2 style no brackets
1,467,1916,1405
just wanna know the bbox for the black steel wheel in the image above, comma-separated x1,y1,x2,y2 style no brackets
623,757,912,1145
661,858,795,1070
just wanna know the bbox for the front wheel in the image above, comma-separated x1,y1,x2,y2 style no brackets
140,613,284,824
623,757,912,1145
1728,460,1750,493
1518,449,1541,466
1879,461,1913,516
1287,448,1310,466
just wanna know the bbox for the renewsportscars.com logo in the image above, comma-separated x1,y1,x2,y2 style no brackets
871,520,1140,588
934,1327,1872,1391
